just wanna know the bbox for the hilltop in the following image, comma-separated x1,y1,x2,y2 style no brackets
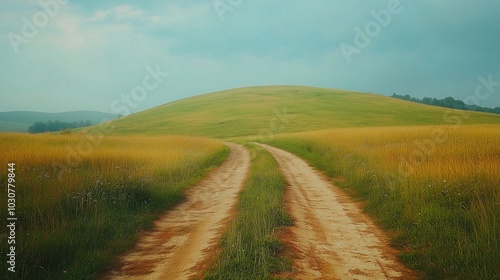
95,86,500,138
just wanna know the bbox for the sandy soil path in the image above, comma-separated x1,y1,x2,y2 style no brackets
257,143,414,280
101,143,249,280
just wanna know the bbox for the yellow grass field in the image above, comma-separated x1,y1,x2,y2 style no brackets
288,125,500,184
0,133,227,279
272,124,500,278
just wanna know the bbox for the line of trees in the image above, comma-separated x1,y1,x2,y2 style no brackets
28,120,93,134
391,94,500,114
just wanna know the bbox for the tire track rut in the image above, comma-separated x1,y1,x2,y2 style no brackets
101,143,249,280
258,143,414,280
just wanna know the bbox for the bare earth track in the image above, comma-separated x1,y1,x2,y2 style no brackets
258,143,414,280
101,143,250,280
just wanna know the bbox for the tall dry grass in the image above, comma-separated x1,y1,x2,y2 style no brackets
0,133,227,279
271,124,500,279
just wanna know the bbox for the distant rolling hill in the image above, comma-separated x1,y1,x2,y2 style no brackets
88,86,500,139
0,111,118,132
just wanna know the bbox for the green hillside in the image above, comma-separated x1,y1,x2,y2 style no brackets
94,86,500,138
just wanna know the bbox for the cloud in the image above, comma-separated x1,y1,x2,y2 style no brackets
86,3,211,28
148,4,212,27
1,0,500,113
89,4,145,22
0,2,178,112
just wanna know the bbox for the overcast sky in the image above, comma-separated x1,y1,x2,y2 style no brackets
1,0,500,114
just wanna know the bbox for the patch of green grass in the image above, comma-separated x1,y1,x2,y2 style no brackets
86,86,500,138
205,144,293,280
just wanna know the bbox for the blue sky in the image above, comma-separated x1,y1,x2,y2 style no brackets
1,0,500,113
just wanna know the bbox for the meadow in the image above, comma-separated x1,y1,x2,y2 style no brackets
0,133,227,279
270,124,500,279
2,86,500,279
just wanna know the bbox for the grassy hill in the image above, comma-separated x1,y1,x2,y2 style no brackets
100,86,500,138
0,110,118,132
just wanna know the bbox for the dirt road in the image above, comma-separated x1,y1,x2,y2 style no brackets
101,143,250,280
258,143,413,280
